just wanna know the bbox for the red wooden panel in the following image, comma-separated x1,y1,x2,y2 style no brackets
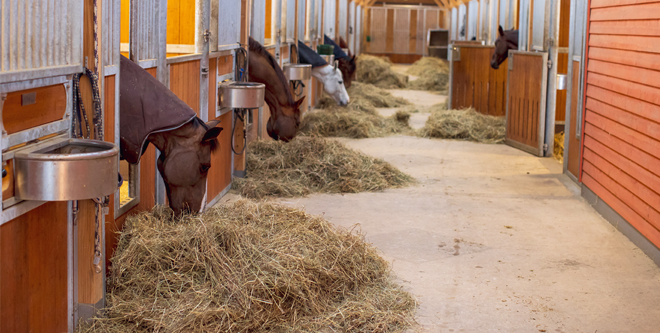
586,85,660,126
589,34,660,54
583,135,660,196
582,172,660,247
584,135,660,210
590,19,660,36
588,59,660,91
591,2,660,21
585,109,660,157
588,71,660,106
592,0,660,8
1,202,69,333
588,47,660,72
583,158,660,229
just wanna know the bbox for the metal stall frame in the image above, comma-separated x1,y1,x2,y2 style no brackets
505,50,549,157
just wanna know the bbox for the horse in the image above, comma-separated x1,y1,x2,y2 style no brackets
120,55,222,215
297,40,349,106
491,26,519,70
324,35,357,88
248,37,305,141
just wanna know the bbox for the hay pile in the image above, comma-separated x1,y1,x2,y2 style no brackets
554,131,564,162
301,82,412,138
356,55,408,89
77,200,417,333
419,106,506,144
406,57,450,92
233,137,414,199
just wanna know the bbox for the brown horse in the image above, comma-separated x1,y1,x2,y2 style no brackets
491,26,519,70
323,35,357,88
248,37,305,141
120,55,222,214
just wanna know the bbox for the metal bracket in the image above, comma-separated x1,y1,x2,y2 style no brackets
543,143,549,152
547,60,552,69
203,29,211,43
451,46,460,61
508,52,514,71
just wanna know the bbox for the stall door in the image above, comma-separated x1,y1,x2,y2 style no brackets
506,51,549,156
393,9,410,54
370,8,387,53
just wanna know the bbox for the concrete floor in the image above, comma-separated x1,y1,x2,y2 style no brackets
283,88,660,332
219,76,660,332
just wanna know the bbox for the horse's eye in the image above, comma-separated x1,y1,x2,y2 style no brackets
200,163,211,173
338,81,343,84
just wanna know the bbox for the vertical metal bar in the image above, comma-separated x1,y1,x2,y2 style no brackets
9,0,18,70
17,0,24,70
129,0,139,62
197,0,210,122
25,0,33,69
562,0,577,173
543,0,560,157
68,200,75,332
155,0,169,206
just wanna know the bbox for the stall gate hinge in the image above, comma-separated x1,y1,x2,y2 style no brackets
547,60,552,69
203,29,211,43
543,143,549,152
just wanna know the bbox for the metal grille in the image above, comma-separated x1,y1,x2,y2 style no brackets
217,0,241,49
369,7,387,53
252,0,266,44
324,0,335,37
425,9,439,54
0,0,83,82
417,9,425,54
338,0,347,40
103,0,121,67
130,0,160,61
286,0,295,41
393,9,410,54
348,1,356,53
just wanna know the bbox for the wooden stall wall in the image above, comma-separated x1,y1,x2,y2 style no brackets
555,0,571,123
451,46,507,116
170,61,202,112
166,0,196,57
581,0,660,248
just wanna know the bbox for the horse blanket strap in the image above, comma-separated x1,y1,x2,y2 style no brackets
297,40,328,68
324,34,349,59
119,55,196,164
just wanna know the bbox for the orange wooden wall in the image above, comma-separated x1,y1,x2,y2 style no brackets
582,0,660,248
170,60,201,113
451,46,507,117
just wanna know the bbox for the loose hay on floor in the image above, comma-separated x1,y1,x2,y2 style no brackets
356,55,408,89
78,200,417,333
232,137,414,199
419,106,506,144
406,57,450,92
554,131,565,162
301,82,412,139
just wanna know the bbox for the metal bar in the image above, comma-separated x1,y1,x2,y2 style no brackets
155,0,168,206
0,73,70,93
1,200,47,225
165,54,204,65
3,119,69,149
197,0,210,122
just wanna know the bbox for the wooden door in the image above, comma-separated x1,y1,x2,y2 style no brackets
505,50,548,156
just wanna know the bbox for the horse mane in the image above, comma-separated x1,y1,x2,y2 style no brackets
248,37,295,107
192,117,219,153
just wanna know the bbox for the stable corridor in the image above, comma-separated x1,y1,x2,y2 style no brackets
271,88,660,332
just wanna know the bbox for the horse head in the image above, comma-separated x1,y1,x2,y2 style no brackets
337,55,356,88
313,63,349,106
267,97,304,142
491,26,518,70
153,118,222,214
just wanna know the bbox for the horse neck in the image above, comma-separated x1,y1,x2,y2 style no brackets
148,120,198,156
311,64,333,83
249,53,295,121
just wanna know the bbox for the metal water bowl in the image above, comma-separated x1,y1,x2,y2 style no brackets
14,137,119,201
283,63,312,81
219,81,265,109
320,54,334,65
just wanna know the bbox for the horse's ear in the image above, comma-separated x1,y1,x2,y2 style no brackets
498,25,505,37
294,97,306,109
202,126,223,143
351,55,356,63
206,120,220,129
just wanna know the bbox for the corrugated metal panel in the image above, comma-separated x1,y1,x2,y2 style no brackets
103,0,121,67
316,0,322,41
0,0,83,82
252,0,266,44
217,0,241,49
348,1,356,53
356,5,362,55
324,0,335,37
338,0,347,40
130,0,160,61
582,0,660,247
370,7,387,53
417,9,424,54
451,8,457,41
393,9,410,54
297,0,305,42
286,0,295,41
468,1,478,40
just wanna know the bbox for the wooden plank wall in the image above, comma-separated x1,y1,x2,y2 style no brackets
582,0,660,247
206,55,234,202
555,0,571,123
1,202,69,333
506,53,544,151
567,60,581,177
166,0,196,56
170,61,201,112
451,46,507,116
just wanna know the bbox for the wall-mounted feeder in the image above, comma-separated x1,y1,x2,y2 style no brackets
283,63,312,81
219,81,266,109
14,137,119,201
